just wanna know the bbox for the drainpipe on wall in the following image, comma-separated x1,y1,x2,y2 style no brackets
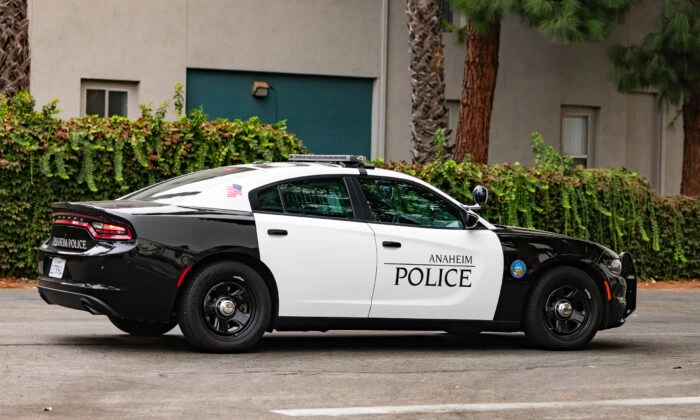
372,0,389,160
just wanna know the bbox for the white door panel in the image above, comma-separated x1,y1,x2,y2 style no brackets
255,213,377,317
369,224,504,320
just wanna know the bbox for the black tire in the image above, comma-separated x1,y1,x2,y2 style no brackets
108,316,177,336
523,267,602,350
177,261,271,353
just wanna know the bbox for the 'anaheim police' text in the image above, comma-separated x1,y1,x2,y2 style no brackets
393,254,474,288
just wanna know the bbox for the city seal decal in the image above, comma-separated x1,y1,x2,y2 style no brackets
510,259,527,279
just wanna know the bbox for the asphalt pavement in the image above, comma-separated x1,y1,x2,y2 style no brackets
1,288,699,419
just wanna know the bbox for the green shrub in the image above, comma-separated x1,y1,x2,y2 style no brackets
1,91,697,280
0,90,307,276
381,133,699,280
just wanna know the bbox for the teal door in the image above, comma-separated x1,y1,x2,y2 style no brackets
186,69,373,157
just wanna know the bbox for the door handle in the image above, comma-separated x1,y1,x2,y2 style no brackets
267,229,288,236
382,241,401,248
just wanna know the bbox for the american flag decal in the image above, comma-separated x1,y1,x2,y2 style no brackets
226,184,243,198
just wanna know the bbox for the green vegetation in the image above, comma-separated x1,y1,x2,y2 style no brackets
1,92,697,280
0,90,306,276
381,133,699,280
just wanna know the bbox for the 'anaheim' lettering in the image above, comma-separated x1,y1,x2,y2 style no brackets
428,254,473,265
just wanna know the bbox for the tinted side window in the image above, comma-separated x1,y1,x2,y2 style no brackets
358,178,463,228
256,178,354,219
257,186,283,212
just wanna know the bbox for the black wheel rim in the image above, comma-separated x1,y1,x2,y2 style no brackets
202,278,255,336
543,285,591,336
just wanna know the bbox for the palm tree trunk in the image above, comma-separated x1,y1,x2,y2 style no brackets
453,21,500,164
681,90,700,197
406,0,450,164
0,0,30,97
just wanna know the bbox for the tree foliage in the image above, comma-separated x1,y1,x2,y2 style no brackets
610,0,700,107
610,0,700,196
515,0,635,43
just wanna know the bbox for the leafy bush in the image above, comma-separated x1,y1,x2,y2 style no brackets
1,91,697,280
0,90,306,276
381,133,699,280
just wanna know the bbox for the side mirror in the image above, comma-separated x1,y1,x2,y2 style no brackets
472,185,488,206
463,210,480,229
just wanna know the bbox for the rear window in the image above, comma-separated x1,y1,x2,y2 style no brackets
122,167,254,202
255,178,354,219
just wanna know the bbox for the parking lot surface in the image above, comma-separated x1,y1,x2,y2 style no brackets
1,289,699,418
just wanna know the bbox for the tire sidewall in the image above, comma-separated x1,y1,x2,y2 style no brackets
178,261,271,352
524,267,602,350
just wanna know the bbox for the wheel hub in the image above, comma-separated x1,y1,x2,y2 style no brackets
555,299,573,319
216,298,236,317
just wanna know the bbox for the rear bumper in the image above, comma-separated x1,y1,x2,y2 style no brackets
38,284,122,318
37,240,184,323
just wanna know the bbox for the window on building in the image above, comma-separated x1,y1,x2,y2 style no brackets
81,80,138,118
561,107,597,168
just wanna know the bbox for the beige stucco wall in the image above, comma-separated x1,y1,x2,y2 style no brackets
187,0,381,77
28,0,683,195
29,0,188,119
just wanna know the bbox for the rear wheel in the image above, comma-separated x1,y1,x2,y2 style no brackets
108,316,177,336
177,261,271,353
523,267,602,350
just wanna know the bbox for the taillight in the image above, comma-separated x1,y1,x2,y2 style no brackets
53,213,133,241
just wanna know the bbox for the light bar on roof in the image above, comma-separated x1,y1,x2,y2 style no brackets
288,154,367,164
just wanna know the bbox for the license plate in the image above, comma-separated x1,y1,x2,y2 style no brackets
48,258,66,279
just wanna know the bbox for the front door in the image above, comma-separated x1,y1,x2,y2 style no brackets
355,177,504,320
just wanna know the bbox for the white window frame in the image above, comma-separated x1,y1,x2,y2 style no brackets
561,106,598,168
80,79,139,118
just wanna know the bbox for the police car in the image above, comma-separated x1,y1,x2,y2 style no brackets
37,154,636,352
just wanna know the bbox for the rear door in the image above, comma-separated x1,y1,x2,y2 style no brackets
253,177,377,318
355,177,504,320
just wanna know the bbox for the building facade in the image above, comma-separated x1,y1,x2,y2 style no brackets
28,0,683,195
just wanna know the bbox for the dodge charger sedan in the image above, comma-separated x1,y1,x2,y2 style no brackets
37,154,636,352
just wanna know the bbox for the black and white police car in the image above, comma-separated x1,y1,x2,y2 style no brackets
37,154,636,352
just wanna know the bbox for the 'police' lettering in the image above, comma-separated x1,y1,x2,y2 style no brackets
51,237,88,250
394,267,472,288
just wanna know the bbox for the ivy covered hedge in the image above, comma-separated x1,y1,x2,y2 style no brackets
381,133,699,280
0,90,307,276
1,91,698,280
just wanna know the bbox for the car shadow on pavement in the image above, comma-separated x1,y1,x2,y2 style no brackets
52,333,193,353
257,332,530,352
51,330,647,354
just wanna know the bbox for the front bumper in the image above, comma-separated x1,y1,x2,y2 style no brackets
603,251,637,330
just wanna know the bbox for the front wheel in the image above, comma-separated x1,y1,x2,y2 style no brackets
523,267,602,350
177,261,271,353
